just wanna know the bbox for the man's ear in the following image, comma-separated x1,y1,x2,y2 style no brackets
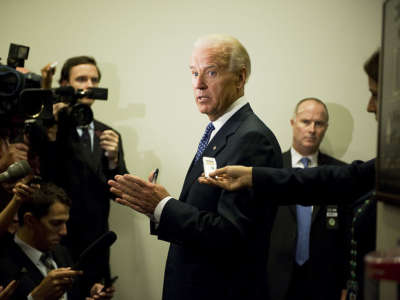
24,212,37,227
237,67,247,89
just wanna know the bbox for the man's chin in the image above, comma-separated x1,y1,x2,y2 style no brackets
78,98,95,106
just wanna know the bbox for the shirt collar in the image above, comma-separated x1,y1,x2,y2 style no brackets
76,121,94,135
14,234,44,266
290,147,318,168
210,96,248,139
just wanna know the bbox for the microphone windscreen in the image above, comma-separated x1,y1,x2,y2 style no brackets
7,160,32,179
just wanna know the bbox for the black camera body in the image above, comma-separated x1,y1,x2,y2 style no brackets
54,86,108,127
0,43,45,121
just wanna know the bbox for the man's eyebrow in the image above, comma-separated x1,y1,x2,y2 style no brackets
189,65,218,70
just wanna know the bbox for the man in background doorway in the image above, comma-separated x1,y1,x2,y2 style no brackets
267,98,350,300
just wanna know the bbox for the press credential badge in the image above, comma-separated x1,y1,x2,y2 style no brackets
203,157,217,178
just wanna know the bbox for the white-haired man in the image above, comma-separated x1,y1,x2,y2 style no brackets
109,34,282,300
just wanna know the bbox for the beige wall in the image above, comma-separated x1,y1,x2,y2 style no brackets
1,1,383,299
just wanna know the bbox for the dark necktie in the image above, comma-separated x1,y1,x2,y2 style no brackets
40,252,55,273
80,127,92,151
194,122,215,162
295,157,312,265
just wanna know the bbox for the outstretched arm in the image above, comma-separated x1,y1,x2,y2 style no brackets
198,166,253,191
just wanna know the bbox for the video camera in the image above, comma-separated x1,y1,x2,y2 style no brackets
53,86,108,127
0,43,108,130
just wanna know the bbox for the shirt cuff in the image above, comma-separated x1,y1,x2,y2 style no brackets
153,196,172,224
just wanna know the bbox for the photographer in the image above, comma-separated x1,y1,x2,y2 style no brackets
41,56,128,299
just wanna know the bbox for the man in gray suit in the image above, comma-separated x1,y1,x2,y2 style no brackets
267,98,350,300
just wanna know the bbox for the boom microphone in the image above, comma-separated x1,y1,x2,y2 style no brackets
0,160,32,182
73,231,117,270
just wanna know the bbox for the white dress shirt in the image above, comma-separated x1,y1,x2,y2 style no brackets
290,147,319,211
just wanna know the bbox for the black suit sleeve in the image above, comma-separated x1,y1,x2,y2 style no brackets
253,159,375,206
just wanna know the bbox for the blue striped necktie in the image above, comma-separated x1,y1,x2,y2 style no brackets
194,123,215,162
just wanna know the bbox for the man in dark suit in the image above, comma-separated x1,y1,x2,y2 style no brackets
267,98,349,300
0,182,114,300
108,34,282,300
200,50,380,300
41,56,128,297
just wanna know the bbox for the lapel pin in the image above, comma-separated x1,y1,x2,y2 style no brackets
213,146,217,150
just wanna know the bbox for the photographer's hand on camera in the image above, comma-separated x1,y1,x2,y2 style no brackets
0,138,29,172
100,130,120,169
8,142,29,163
12,175,39,204
41,63,56,89
46,103,69,142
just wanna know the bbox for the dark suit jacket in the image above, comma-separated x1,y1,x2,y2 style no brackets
267,150,350,300
0,237,79,300
153,104,282,300
41,118,128,284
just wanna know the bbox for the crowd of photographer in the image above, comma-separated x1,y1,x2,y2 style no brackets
0,44,125,299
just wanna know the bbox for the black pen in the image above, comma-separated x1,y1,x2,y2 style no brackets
152,168,159,183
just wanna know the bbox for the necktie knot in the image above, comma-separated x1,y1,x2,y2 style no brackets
300,157,310,168
40,252,55,271
194,123,215,162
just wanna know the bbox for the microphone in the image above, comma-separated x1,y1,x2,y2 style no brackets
73,231,117,270
0,160,32,183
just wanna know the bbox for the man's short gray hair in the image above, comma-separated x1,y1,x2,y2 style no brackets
293,97,329,123
194,34,251,82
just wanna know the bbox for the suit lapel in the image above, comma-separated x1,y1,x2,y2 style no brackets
11,241,45,289
179,104,252,201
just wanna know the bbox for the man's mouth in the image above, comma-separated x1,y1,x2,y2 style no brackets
197,96,209,102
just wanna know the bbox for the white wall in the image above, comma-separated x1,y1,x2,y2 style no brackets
1,1,383,299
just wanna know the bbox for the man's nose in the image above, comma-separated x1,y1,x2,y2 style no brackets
194,74,207,89
86,79,95,88
307,123,316,133
59,224,67,236
367,97,377,114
